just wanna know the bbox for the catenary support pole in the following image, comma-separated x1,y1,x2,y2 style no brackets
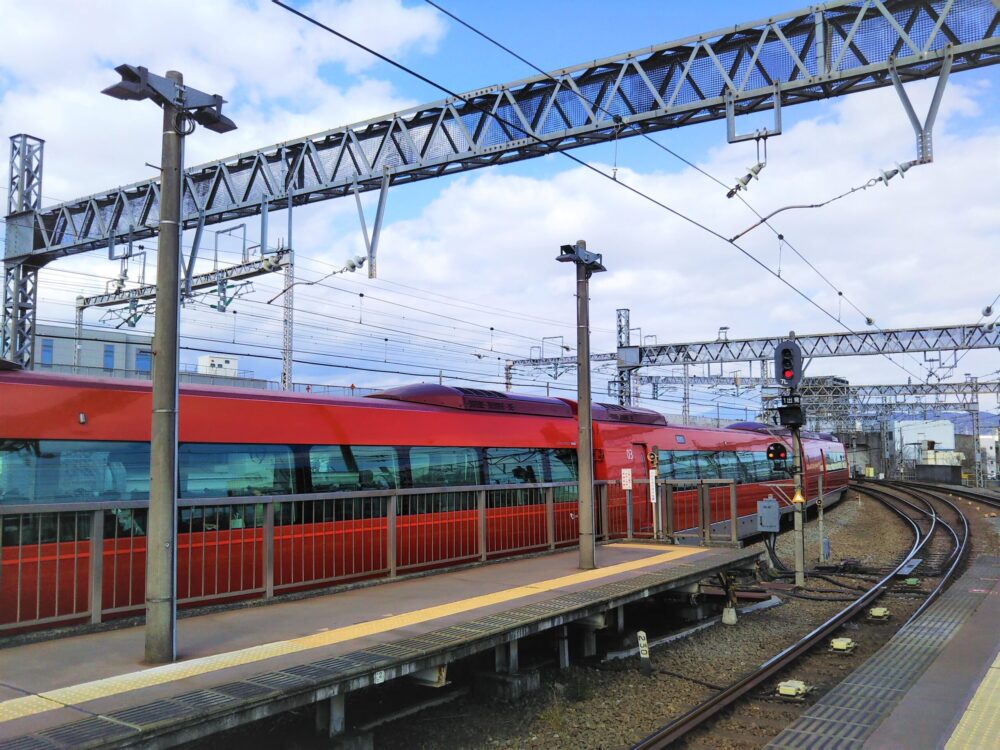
146,70,183,664
576,249,596,570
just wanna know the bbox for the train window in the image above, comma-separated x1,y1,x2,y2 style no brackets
657,450,676,479
714,452,740,481
309,446,355,492
179,443,295,498
699,452,722,479
408,447,481,488
0,440,150,505
485,448,545,484
353,446,401,489
309,445,400,492
546,449,579,482
671,451,699,481
826,451,847,471
734,451,757,482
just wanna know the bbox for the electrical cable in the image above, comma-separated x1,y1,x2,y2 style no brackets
421,0,931,382
272,0,928,387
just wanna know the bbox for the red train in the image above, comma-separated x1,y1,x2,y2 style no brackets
0,371,848,633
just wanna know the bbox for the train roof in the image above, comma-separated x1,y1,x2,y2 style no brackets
0,371,840,444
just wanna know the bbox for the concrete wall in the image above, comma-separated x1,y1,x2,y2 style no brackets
914,464,963,484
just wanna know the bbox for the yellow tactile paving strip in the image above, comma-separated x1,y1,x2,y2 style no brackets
945,649,1000,749
0,545,703,724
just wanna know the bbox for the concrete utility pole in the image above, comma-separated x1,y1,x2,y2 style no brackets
103,64,235,664
557,240,606,571
146,71,184,663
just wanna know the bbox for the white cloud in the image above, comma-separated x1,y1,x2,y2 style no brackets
0,0,445,198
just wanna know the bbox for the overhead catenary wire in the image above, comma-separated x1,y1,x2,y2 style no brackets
33,325,762,412
421,0,921,375
269,0,927,387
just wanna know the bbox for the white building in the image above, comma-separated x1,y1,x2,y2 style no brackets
981,431,998,481
31,324,265,388
197,355,240,377
895,419,956,460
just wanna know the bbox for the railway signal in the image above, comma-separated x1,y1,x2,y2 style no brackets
766,442,788,461
774,340,803,389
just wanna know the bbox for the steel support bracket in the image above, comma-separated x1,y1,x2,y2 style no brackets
353,167,391,279
888,52,953,164
726,85,782,144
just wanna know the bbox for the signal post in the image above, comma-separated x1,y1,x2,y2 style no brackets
775,339,806,588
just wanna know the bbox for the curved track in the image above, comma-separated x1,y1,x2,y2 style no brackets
630,481,972,750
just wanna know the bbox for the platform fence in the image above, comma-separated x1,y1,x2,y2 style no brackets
1,478,749,634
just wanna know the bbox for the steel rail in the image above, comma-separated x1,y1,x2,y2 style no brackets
892,479,1000,511
630,482,927,749
877,482,970,626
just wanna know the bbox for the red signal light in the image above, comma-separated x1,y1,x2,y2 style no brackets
783,369,794,379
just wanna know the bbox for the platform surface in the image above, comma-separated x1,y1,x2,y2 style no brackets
0,541,758,749
767,555,1000,750
869,555,1000,750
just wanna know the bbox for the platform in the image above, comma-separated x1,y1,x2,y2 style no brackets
0,541,760,749
767,555,1000,749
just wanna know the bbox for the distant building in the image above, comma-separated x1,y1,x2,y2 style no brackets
31,324,268,389
35,324,153,375
981,432,998,481
197,354,239,377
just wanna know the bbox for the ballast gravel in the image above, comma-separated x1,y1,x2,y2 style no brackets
369,492,918,750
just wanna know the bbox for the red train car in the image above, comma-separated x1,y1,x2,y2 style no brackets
0,371,848,633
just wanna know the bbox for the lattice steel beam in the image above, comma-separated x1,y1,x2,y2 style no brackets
6,0,999,264
77,249,290,309
7,134,43,216
512,322,1000,372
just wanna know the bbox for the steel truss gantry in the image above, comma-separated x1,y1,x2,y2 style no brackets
509,321,1000,391
4,0,999,366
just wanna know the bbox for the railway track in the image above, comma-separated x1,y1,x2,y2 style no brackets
630,480,976,750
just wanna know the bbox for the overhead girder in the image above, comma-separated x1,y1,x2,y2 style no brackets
512,322,1000,374
5,0,999,264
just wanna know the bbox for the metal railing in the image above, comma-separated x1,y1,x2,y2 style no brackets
0,477,753,635
0,481,597,634
603,478,741,545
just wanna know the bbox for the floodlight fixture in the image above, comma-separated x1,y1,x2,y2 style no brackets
557,240,606,277
103,64,236,134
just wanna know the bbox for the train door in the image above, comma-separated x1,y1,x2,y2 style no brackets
820,449,828,499
629,443,652,535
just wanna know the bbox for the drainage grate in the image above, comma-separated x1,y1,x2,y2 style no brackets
251,671,318,690
212,681,276,700
311,656,362,674
109,699,196,728
40,717,136,747
349,651,393,667
173,689,241,710
364,642,422,659
0,737,59,750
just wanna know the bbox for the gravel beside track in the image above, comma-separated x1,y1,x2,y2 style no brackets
369,492,918,750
